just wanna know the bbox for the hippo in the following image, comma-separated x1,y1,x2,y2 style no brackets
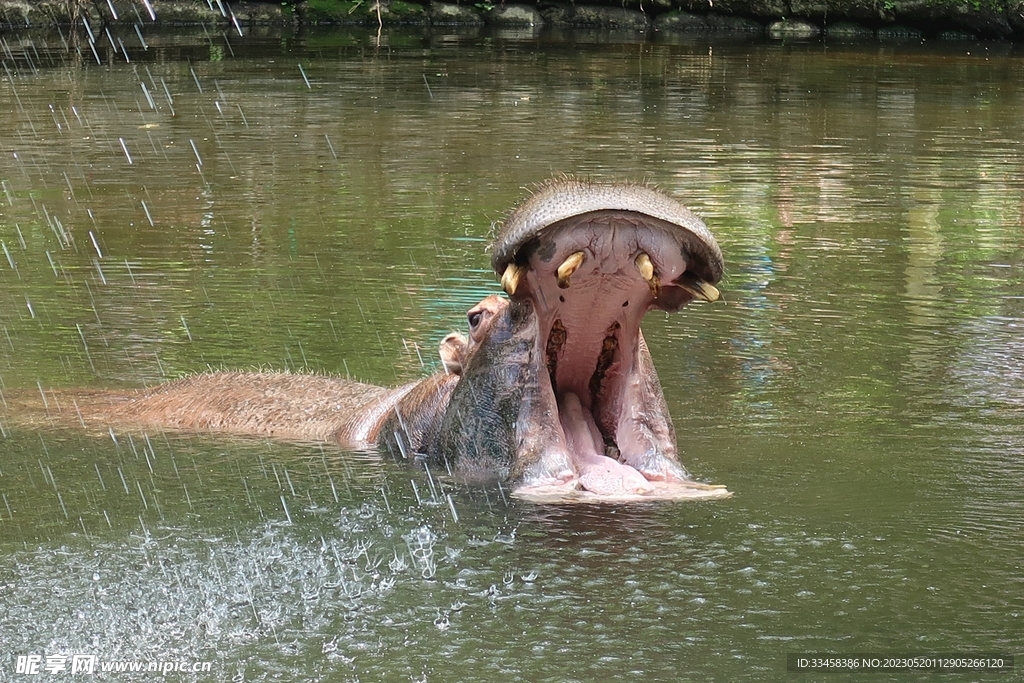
14,179,729,502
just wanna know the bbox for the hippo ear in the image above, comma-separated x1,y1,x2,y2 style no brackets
439,332,468,375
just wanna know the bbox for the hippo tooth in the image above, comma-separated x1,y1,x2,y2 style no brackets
556,251,585,289
501,263,524,296
678,274,721,302
634,252,660,297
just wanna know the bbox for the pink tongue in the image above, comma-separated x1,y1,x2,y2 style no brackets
558,392,652,496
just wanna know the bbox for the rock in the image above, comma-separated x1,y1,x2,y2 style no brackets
936,28,978,38
788,0,880,22
429,1,484,25
824,20,875,38
705,14,765,32
767,19,821,38
891,0,1013,37
0,0,37,27
487,4,544,27
655,11,764,33
706,0,787,20
655,10,710,31
229,2,285,25
541,4,648,29
876,24,923,40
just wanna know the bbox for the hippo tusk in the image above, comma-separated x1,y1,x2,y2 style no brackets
501,263,524,296
556,251,585,289
634,252,660,297
678,274,720,302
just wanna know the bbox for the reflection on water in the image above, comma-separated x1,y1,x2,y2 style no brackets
1,29,1023,681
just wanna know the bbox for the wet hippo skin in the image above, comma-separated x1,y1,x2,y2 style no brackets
12,180,731,503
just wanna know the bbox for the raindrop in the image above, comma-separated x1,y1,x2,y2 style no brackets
298,64,311,89
62,172,76,200
117,466,130,495
189,139,202,166
87,38,101,66
45,251,58,277
180,316,192,341
160,78,175,116
134,23,149,50
446,494,459,523
140,200,154,226
118,138,133,165
88,231,103,259
190,65,203,93
433,611,450,630
93,259,107,285
2,241,17,274
280,495,293,524
229,9,243,37
81,18,95,44
140,82,156,110
324,134,337,160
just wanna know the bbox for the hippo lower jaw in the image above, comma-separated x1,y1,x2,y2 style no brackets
493,207,724,500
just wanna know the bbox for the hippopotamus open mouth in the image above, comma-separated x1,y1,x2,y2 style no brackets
437,180,729,502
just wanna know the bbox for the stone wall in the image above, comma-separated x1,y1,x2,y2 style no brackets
1,0,1022,39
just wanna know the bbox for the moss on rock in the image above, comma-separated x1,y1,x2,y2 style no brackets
768,18,821,37
487,4,544,27
540,4,648,29
429,1,484,25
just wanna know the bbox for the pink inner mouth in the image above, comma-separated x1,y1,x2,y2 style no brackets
558,392,653,495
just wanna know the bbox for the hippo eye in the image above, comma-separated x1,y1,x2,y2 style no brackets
468,311,482,329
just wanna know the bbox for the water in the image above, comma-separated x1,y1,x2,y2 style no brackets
2,28,1023,681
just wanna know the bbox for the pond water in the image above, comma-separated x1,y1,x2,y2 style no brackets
1,27,1023,681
